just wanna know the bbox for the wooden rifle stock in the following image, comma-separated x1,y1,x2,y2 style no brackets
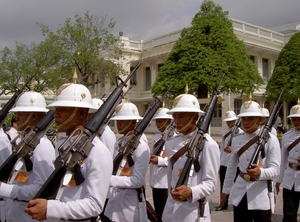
0,109,55,183
175,74,225,188
247,90,284,169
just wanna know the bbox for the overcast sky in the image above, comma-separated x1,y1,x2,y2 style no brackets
1,0,300,50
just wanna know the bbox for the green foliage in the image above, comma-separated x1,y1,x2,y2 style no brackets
0,12,123,94
151,0,263,99
265,32,300,103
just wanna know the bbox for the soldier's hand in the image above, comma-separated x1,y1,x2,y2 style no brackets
150,155,158,164
224,146,232,153
24,198,47,221
171,185,192,201
220,193,228,206
275,182,281,195
246,164,261,179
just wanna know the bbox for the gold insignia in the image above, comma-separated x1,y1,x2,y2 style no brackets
30,98,35,104
173,95,183,107
172,146,175,150
292,106,300,114
225,110,231,117
243,100,252,109
115,103,123,114
192,100,195,105
132,109,135,114
97,102,101,106
81,93,86,99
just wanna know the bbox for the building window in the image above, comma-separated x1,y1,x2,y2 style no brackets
262,58,269,84
234,99,243,115
130,66,137,85
211,104,222,127
145,67,151,91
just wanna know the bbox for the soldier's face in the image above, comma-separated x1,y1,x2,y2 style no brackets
226,120,236,128
172,112,198,135
241,116,261,133
15,112,32,131
291,117,300,130
116,119,136,135
155,119,171,132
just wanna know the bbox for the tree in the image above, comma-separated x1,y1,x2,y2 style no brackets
38,12,123,88
0,12,123,94
151,0,264,99
265,32,300,103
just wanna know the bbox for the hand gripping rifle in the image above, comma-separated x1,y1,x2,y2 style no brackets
247,89,284,170
0,110,55,183
34,62,141,200
152,120,176,156
112,88,171,176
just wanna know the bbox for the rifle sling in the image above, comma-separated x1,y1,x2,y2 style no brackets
170,143,201,173
287,136,300,153
153,138,163,149
237,135,259,159
223,130,232,140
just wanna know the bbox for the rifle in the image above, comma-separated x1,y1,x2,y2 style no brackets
113,88,171,176
152,120,176,156
175,73,225,188
225,118,241,148
247,89,284,170
34,62,141,200
0,110,55,183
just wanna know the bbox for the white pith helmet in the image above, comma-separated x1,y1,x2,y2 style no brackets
261,108,270,117
153,107,173,120
223,110,238,121
110,98,142,120
287,98,300,118
46,69,96,111
10,91,48,113
237,98,263,117
167,84,204,114
88,98,104,114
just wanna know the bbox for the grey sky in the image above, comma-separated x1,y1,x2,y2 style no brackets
1,0,300,49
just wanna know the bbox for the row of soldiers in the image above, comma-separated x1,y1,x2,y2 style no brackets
0,73,299,222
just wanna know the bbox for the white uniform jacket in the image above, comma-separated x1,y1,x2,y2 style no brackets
100,125,117,157
0,128,12,165
46,136,113,222
104,136,150,222
162,132,220,222
220,127,243,167
276,128,300,191
0,135,55,222
222,129,281,210
149,132,169,189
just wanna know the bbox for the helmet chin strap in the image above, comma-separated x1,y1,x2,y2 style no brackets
57,107,78,131
118,120,134,134
242,117,260,133
157,119,169,132
18,112,33,130
177,114,197,134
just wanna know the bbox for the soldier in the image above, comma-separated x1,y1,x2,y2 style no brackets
25,80,113,221
221,100,281,222
162,92,220,222
275,100,300,222
261,107,277,137
104,99,150,222
0,90,55,222
6,115,20,144
0,109,12,222
215,110,242,211
88,96,116,156
149,106,174,222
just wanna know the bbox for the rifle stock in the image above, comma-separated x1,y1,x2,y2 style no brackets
175,74,225,188
35,62,142,200
0,109,55,183
247,89,284,169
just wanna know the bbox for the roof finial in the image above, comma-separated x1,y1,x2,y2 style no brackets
185,83,189,94
162,101,165,108
72,68,78,83
93,91,97,98
124,96,129,103
298,98,300,105
30,80,34,92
